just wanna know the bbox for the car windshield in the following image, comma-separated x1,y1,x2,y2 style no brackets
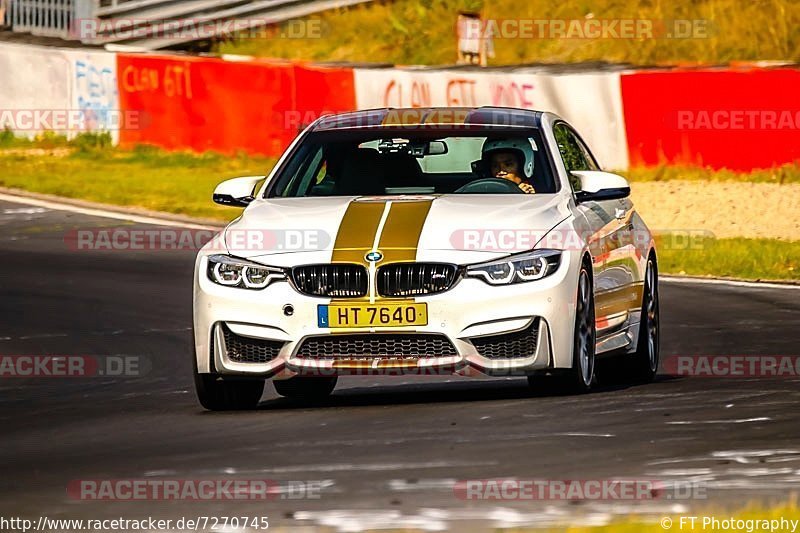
268,129,556,197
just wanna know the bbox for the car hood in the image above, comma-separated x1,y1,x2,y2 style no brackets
223,194,571,266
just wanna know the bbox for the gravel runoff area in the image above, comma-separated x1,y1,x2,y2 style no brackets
630,181,800,241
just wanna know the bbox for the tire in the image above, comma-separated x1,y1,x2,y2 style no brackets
528,264,596,394
274,376,338,400
192,343,264,411
627,257,660,383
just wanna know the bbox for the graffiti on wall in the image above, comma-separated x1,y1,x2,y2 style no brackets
65,51,120,140
355,69,629,169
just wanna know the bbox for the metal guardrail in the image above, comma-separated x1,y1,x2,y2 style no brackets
2,0,374,48
5,0,95,39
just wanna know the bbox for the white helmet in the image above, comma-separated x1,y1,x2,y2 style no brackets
482,137,536,179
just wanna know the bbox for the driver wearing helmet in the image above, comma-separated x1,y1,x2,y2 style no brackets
482,138,537,194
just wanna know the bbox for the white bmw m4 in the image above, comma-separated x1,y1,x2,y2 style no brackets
193,107,659,410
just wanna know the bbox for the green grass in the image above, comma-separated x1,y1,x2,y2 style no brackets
624,163,800,185
0,141,276,220
656,234,799,281
218,0,800,66
0,127,72,149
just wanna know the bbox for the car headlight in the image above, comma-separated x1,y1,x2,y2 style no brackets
466,249,561,285
206,255,286,289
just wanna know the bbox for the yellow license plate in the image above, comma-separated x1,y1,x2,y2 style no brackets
318,303,428,328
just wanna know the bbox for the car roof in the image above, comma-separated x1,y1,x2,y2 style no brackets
310,107,544,132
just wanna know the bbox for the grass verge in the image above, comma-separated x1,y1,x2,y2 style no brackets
0,136,275,220
655,234,798,281
218,0,799,66
624,164,800,185
0,139,796,280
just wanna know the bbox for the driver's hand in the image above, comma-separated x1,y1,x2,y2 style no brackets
518,182,536,194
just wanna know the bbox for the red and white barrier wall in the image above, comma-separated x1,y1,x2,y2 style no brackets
1,42,798,171
116,54,357,155
620,67,800,171
0,43,120,143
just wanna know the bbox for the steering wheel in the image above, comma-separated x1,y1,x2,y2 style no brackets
455,178,525,194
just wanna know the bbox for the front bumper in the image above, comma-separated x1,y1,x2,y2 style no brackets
193,250,580,378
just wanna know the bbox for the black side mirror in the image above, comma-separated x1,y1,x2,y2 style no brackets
570,171,631,204
212,176,265,207
575,187,630,204
212,194,254,207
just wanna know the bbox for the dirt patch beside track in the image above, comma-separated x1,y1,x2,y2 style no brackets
631,180,800,240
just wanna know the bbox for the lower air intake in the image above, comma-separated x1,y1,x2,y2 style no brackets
470,319,540,359
221,324,284,364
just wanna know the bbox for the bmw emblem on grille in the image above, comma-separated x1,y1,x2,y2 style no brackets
365,250,383,262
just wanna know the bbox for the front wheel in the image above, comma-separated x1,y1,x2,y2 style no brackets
528,265,596,394
192,343,264,411
194,372,265,411
274,376,338,400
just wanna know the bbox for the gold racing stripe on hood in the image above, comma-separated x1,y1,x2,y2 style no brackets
330,199,387,303
330,198,434,303
331,200,386,266
377,200,433,264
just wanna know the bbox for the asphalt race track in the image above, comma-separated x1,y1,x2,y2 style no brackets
1,198,799,531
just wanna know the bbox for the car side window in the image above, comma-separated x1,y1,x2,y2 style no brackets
278,145,324,197
553,123,600,192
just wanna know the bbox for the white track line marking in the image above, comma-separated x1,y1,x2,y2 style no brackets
204,460,498,474
0,192,219,231
2,207,48,215
667,417,772,425
661,275,800,290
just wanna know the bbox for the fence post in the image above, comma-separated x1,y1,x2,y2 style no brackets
0,0,8,29
73,0,98,42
